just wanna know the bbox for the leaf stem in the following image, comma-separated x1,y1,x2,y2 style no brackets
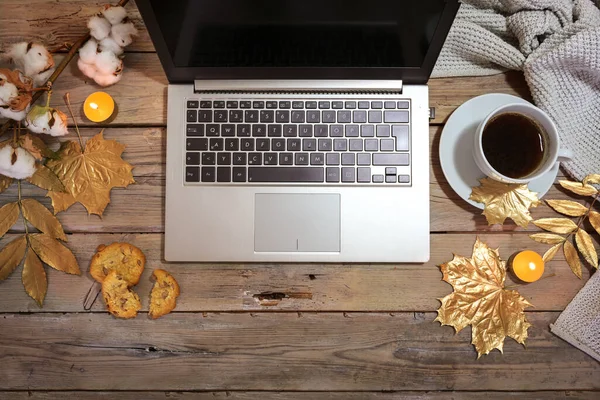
17,180,29,237
64,93,84,150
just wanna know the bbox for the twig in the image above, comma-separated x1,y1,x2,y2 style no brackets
64,93,84,150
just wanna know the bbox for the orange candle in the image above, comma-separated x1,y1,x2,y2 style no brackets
83,91,115,122
512,250,545,283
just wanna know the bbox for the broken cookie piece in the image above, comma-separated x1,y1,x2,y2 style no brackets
149,269,180,319
90,242,145,285
101,271,141,319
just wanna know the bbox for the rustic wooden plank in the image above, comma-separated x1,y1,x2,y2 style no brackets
0,233,592,313
0,0,154,52
0,312,598,391
2,391,599,400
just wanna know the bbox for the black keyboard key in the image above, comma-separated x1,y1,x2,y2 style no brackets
337,110,351,123
326,167,340,182
268,124,282,137
202,167,215,182
345,125,359,137
341,167,355,183
384,111,409,123
260,110,275,123
341,153,355,165
330,125,343,137
198,110,212,122
332,101,344,109
310,153,325,165
206,124,220,136
372,174,384,183
322,111,336,123
256,138,270,151
245,110,259,123
279,153,293,165
279,101,291,109
326,153,340,165
252,124,267,137
283,124,298,137
291,110,305,123
266,101,278,109
386,175,397,183
264,153,278,165
200,101,212,108
248,167,324,183
272,138,285,151
186,138,208,151
276,110,290,123
186,110,197,122
398,175,410,183
186,124,204,136
397,101,409,109
318,101,330,109
186,167,200,182
287,138,301,151
217,153,231,165
358,101,369,109
345,101,356,109
240,101,252,109
349,139,363,151
295,153,309,165
237,124,251,137
229,110,243,122
371,101,383,109
248,152,262,165
233,167,246,182
292,101,304,109
384,101,396,109
357,167,371,183
303,138,316,151
386,167,397,175
361,125,375,137
299,125,313,137
334,139,347,151
369,111,382,123
307,110,320,123
186,152,200,165
318,139,332,151
222,124,235,137
365,139,378,151
315,125,328,137
353,110,367,123
225,138,239,151
210,138,224,151
377,125,391,137
202,152,216,165
380,139,395,151
357,153,370,165
373,153,410,166
393,125,410,151
226,101,238,109
187,100,199,108
214,101,225,108
253,101,265,109
233,153,247,165
241,138,254,151
305,101,317,109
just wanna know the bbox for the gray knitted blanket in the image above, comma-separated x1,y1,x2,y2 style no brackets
433,0,600,181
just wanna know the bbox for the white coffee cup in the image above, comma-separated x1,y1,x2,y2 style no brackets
473,102,572,184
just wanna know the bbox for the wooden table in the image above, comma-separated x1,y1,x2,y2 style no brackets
1,1,599,399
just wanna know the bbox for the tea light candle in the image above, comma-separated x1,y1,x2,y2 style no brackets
83,92,115,123
512,250,545,283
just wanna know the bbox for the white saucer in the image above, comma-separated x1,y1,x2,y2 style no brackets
439,93,559,210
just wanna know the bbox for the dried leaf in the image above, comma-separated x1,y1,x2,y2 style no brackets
590,211,600,236
0,202,20,238
19,134,58,160
0,68,33,112
0,174,13,194
469,178,540,227
529,233,565,245
20,199,67,241
582,174,600,185
46,132,135,216
533,218,578,234
543,243,562,262
546,199,588,217
435,238,532,357
0,236,27,280
28,233,80,275
559,180,598,197
575,229,598,269
22,248,47,307
564,241,582,279
26,164,66,192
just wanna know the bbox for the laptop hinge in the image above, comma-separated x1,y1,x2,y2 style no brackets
193,80,403,94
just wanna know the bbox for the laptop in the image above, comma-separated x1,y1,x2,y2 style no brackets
136,0,459,262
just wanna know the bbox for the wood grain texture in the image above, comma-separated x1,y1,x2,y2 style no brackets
0,312,598,391
0,233,592,313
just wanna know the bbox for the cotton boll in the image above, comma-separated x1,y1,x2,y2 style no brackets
0,107,28,121
24,105,69,137
99,37,124,56
6,42,55,83
88,16,112,41
93,72,122,87
95,51,123,75
101,5,127,25
79,39,99,64
77,58,98,79
111,22,138,48
0,146,36,180
0,75,18,107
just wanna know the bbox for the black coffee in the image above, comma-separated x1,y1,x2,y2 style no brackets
482,112,546,179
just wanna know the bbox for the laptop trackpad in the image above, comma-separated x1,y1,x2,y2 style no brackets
254,193,340,252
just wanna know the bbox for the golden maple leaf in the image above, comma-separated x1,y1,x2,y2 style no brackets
46,132,134,216
470,177,540,227
435,238,533,357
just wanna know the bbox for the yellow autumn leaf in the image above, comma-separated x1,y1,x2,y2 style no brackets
0,174,13,194
20,199,67,241
529,233,565,245
563,241,582,279
26,165,66,192
582,174,600,185
0,236,27,280
28,233,80,275
545,199,588,217
575,229,598,269
46,132,135,216
558,180,598,197
435,238,533,357
590,211,600,236
469,178,540,228
533,218,578,234
0,202,20,239
543,243,562,262
22,248,47,307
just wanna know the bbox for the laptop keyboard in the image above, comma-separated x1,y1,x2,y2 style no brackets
184,98,411,184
